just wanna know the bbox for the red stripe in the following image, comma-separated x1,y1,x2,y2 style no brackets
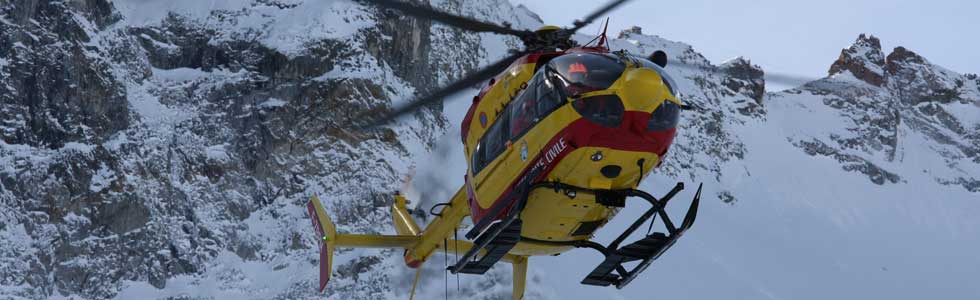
566,47,611,54
306,202,324,242
468,111,677,224
405,256,423,269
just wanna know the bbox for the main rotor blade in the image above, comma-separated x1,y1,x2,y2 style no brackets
569,0,632,33
360,51,527,128
361,0,532,37
666,60,818,88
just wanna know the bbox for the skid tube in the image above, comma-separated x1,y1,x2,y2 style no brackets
526,181,701,289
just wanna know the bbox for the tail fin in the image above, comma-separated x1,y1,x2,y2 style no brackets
307,195,424,293
392,193,421,236
306,195,337,292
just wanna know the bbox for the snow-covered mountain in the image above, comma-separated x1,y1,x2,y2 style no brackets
1,1,977,300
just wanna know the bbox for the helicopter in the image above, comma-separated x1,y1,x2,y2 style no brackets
306,0,703,299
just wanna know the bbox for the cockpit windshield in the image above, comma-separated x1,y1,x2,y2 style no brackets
546,53,626,96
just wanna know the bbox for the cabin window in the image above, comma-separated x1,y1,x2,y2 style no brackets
509,77,538,138
471,141,484,174
472,69,566,176
472,110,510,175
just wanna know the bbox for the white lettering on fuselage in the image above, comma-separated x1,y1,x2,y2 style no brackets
531,137,568,173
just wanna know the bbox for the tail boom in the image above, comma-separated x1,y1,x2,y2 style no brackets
307,192,529,300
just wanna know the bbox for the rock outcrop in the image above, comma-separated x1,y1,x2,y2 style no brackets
720,57,766,104
1,2,977,298
782,34,979,190
828,34,886,86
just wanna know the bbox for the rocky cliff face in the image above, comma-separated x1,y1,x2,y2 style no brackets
1,2,977,300
1,0,127,148
783,34,979,190
828,34,886,87
0,0,538,299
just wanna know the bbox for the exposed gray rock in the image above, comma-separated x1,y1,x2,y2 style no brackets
828,34,886,86
720,57,766,104
1,3,976,300
794,139,901,185
886,46,964,105
783,34,979,190
0,0,129,148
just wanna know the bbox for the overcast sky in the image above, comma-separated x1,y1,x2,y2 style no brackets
512,0,978,81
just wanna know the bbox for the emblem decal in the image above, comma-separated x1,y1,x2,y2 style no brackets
479,112,488,128
520,140,528,161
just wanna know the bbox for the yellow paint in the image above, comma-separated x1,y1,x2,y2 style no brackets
402,187,471,264
535,25,561,32
512,256,528,300
472,105,581,209
329,234,415,248
465,62,538,149
589,177,613,190
306,52,685,300
308,195,336,283
509,239,575,256
468,59,680,212
391,194,420,236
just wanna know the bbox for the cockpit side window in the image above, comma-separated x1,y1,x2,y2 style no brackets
509,69,565,140
537,70,565,114
509,76,539,139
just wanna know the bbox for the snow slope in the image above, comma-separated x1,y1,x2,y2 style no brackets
412,31,980,300
1,1,977,299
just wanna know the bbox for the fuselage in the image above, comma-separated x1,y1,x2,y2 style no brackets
460,47,682,256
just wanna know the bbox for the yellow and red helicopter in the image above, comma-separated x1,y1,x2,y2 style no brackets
306,0,702,299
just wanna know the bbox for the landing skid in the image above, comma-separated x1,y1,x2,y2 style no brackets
450,170,543,275
529,182,701,289
450,217,523,274
451,179,700,286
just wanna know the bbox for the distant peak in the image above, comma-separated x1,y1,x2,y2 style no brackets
721,56,752,67
828,33,886,86
855,34,883,51
720,57,766,103
618,26,643,39
886,46,927,67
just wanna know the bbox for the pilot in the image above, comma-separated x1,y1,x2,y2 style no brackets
511,92,537,136
565,61,595,95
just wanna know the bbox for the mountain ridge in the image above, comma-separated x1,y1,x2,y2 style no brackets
1,1,977,299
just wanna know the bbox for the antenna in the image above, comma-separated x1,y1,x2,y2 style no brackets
597,17,610,49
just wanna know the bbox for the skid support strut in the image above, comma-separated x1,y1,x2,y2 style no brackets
534,182,701,289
